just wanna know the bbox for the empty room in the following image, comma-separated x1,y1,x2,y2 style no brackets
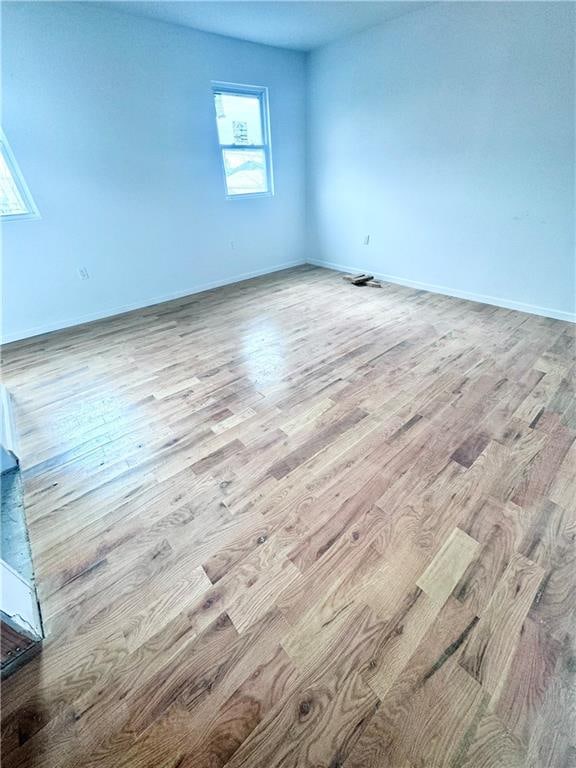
0,0,574,766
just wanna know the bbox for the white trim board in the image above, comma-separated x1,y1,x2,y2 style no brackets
2,260,306,344
307,258,576,324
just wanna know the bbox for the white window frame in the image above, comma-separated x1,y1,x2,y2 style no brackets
0,132,39,222
212,82,274,200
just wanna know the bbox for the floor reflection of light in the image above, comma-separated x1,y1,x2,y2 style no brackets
241,320,286,386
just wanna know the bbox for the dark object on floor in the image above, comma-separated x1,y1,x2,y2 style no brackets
343,273,383,287
343,273,374,285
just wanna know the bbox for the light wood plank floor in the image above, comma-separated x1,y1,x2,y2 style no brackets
1,265,575,768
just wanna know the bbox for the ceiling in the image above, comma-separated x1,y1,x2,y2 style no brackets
105,1,432,51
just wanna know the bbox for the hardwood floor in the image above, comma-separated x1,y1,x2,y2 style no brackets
1,265,574,768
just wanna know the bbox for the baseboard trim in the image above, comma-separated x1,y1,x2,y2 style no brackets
3,260,306,344
307,258,576,324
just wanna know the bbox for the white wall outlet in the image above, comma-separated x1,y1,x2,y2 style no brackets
78,266,90,280
363,235,370,246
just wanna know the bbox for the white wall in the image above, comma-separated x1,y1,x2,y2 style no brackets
308,2,575,321
1,2,307,342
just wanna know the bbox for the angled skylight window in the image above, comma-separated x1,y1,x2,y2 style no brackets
0,134,39,221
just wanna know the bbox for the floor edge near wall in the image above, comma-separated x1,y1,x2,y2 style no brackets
307,259,576,324
5,258,573,346
2,260,308,345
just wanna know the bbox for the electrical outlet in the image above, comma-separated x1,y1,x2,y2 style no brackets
78,266,90,280
363,235,370,246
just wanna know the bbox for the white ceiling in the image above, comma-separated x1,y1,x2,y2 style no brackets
105,1,431,51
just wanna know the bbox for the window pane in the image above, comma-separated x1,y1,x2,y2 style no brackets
215,93,263,146
223,148,268,196
0,146,28,217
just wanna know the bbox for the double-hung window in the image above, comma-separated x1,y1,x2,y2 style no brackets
0,132,38,221
212,83,273,198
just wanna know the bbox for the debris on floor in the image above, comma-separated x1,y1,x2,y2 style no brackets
343,273,382,287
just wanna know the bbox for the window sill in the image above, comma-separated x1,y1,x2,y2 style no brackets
225,191,274,201
1,212,41,223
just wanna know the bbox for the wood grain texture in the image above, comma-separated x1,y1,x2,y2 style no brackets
459,553,545,695
1,265,574,767
417,526,480,605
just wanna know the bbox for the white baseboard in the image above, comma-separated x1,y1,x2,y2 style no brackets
307,258,576,324
2,260,306,344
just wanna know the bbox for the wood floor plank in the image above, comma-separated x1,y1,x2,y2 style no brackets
1,265,574,768
177,644,299,768
359,663,489,768
458,713,528,768
223,605,384,768
455,497,524,616
364,526,480,701
492,616,563,747
459,552,545,695
416,527,480,605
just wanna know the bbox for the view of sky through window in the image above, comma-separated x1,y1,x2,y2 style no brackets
213,86,271,197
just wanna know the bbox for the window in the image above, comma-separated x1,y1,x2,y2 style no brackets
212,83,273,198
0,133,38,221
